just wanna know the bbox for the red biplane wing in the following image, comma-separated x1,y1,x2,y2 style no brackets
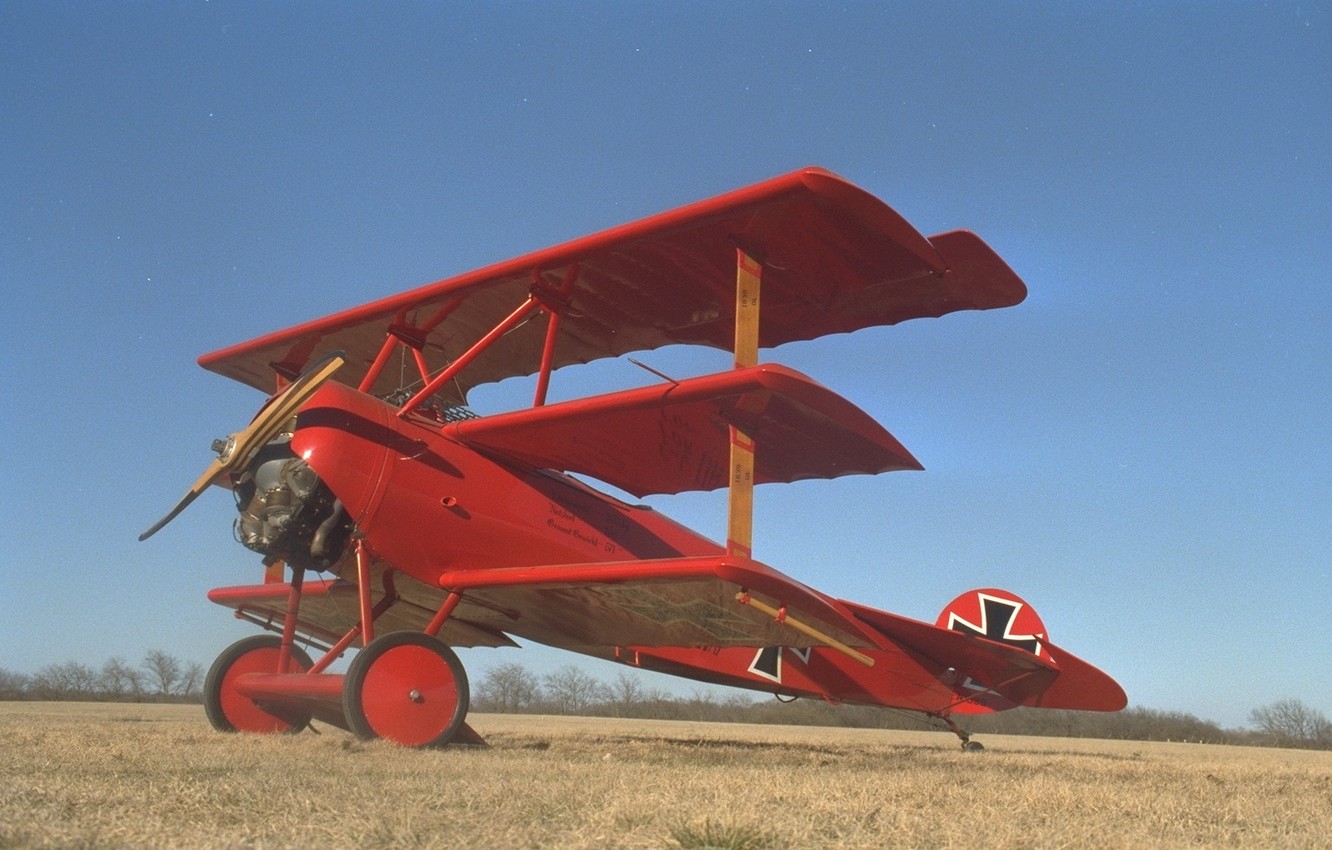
435,556,884,653
198,167,1024,403
436,564,1120,715
210,554,886,658
446,363,920,497
209,553,1120,717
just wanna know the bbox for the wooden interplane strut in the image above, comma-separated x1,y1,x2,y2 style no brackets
727,248,762,558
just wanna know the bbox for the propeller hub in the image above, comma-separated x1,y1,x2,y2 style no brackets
211,436,237,462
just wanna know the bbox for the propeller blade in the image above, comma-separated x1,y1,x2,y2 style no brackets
222,352,347,473
138,352,347,541
138,459,226,541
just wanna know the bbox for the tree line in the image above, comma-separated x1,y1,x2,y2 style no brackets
5,655,1328,750
472,661,1332,750
0,651,203,702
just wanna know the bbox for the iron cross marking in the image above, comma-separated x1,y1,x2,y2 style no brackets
746,646,812,684
948,595,1043,656
749,646,782,682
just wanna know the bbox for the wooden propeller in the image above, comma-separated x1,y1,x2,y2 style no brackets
139,352,346,541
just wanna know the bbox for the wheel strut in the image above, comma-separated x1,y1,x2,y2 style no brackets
937,713,985,752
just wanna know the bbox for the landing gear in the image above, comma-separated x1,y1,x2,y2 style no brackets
204,554,476,747
343,631,470,748
205,635,314,734
936,712,984,752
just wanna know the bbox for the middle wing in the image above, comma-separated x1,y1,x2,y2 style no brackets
445,363,921,497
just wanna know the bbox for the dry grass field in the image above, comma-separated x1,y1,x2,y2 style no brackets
2,702,1329,848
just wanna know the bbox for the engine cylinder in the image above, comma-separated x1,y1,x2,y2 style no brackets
232,437,351,570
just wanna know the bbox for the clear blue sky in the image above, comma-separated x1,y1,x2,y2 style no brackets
2,3,1327,729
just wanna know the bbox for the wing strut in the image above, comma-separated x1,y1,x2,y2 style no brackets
399,295,543,417
532,265,579,407
726,248,762,558
735,592,875,667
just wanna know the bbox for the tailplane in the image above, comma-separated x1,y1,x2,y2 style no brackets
938,588,1126,713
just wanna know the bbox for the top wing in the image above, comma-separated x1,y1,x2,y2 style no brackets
198,167,1025,402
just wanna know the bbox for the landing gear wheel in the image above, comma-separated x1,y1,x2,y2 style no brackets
962,740,985,752
204,635,314,734
343,632,469,748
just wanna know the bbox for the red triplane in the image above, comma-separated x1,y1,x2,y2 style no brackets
142,167,1125,749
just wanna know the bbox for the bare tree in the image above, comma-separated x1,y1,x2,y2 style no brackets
179,661,204,697
607,669,646,716
141,650,183,696
0,668,30,699
32,661,98,699
99,658,144,701
543,664,607,715
1251,699,1332,748
476,662,543,713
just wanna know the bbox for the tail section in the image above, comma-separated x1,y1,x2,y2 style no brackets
938,588,1126,713
937,588,1050,660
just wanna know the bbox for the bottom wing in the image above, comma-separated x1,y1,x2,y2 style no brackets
207,576,520,650
435,556,881,654
208,562,1123,717
207,554,883,659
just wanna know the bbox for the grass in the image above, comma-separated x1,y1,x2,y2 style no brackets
1,702,1330,848
668,819,776,850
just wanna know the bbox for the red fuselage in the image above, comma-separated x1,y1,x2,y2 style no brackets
291,382,720,587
